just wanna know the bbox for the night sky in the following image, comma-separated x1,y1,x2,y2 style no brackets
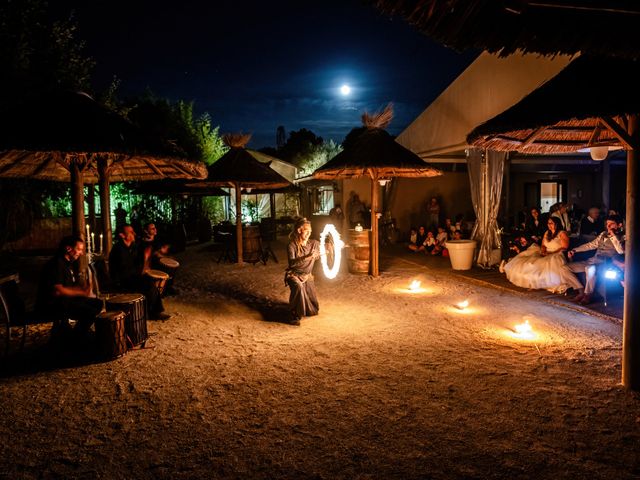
52,0,476,148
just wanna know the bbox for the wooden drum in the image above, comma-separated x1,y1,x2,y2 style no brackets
158,257,180,278
347,229,370,274
145,269,169,295
105,294,148,348
242,225,263,264
95,310,127,359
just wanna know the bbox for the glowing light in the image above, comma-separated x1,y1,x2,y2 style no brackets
512,319,536,340
340,84,351,96
605,268,618,280
456,300,469,310
320,224,344,279
409,280,421,291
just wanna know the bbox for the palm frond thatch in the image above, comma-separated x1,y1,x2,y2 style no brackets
467,55,640,154
362,103,393,130
222,133,252,148
373,0,640,59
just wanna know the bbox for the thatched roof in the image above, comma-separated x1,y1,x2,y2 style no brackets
373,0,640,59
132,180,229,197
313,127,442,179
0,91,207,183
467,56,640,154
191,147,291,190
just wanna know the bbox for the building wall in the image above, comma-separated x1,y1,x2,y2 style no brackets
342,172,473,239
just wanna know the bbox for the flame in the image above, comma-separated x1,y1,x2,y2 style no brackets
456,300,469,310
513,320,536,340
409,280,421,291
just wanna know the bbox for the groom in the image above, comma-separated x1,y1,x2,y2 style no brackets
567,214,624,305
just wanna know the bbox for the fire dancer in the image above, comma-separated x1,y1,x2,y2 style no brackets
285,218,320,325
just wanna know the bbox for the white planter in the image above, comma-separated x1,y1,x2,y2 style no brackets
446,240,477,270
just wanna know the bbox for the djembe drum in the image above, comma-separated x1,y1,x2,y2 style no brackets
145,269,169,296
105,294,148,348
157,257,180,296
95,310,127,359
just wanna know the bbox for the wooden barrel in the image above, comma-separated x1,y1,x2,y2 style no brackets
348,229,370,274
242,225,263,264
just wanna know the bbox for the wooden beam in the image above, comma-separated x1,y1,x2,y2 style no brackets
587,121,602,147
235,182,243,264
600,116,636,150
143,158,165,177
519,127,547,150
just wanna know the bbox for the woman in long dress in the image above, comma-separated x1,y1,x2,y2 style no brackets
504,216,582,293
285,218,320,325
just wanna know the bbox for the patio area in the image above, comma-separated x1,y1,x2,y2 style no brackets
0,238,637,478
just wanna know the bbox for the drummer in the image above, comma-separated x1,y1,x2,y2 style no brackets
36,235,103,342
108,224,169,320
141,222,180,295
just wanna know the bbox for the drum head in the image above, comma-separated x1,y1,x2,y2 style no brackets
146,269,169,280
159,257,180,268
97,310,125,321
107,293,144,304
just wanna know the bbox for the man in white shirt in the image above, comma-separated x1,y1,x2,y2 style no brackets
567,215,625,304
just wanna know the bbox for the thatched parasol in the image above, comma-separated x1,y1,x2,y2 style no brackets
0,90,207,256
314,104,442,276
187,133,291,264
373,0,640,59
467,56,640,153
466,55,640,389
133,180,229,197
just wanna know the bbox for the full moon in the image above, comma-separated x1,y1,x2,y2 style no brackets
340,84,351,96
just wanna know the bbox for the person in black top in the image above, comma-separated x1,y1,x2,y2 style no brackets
524,207,547,245
579,207,604,240
36,235,102,339
108,224,168,320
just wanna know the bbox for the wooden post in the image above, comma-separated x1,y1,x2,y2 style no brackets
98,157,113,257
235,183,243,264
623,113,640,390
270,192,277,238
70,159,88,284
602,157,611,211
87,184,96,232
370,173,379,276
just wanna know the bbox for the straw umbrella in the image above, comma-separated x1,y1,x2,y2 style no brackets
186,134,291,264
0,90,207,256
373,0,640,59
466,55,640,389
313,105,443,276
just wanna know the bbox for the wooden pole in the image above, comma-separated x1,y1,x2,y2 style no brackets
370,173,379,276
270,192,277,239
70,159,88,284
87,184,96,232
98,157,113,257
235,183,243,264
622,113,640,390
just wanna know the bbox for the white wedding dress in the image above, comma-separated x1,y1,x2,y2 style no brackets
504,235,582,293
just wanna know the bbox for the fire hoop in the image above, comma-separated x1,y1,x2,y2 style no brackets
320,224,343,279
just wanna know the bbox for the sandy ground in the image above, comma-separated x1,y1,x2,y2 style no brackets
1,240,640,479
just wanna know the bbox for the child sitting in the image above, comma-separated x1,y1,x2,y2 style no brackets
423,231,436,253
431,227,449,255
408,226,428,252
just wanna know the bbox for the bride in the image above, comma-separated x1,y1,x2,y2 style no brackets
504,216,582,293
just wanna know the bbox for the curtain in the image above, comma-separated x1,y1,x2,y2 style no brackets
468,148,506,267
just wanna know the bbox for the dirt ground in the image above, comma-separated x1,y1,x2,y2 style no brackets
1,240,640,479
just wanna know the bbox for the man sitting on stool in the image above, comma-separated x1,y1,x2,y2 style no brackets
109,224,169,320
567,214,625,305
36,235,102,342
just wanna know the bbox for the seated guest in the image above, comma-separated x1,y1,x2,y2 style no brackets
579,207,604,241
551,202,572,234
36,235,102,340
567,214,625,305
524,207,546,245
504,217,582,293
444,218,456,236
431,226,449,255
499,235,531,273
423,231,437,253
109,224,169,320
408,226,428,252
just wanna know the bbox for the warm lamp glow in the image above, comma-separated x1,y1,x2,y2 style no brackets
456,300,469,310
409,280,421,291
590,146,609,161
512,319,536,340
340,84,351,96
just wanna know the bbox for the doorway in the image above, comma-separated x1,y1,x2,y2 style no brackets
524,180,567,213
